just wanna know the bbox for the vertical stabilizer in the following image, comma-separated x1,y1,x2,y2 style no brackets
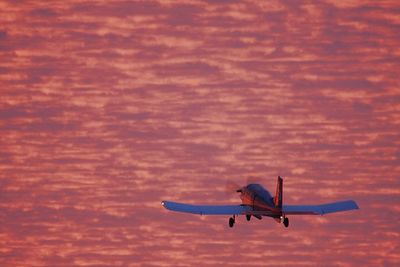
274,176,283,208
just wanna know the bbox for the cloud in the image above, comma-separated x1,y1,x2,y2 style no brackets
0,0,399,266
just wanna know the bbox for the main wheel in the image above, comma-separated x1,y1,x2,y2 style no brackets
229,217,235,228
246,215,251,221
283,217,289,228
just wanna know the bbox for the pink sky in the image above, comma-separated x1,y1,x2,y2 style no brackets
0,1,399,266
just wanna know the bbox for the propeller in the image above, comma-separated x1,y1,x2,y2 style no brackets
225,176,263,195
225,180,242,195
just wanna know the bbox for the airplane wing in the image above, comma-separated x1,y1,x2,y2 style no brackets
283,200,359,215
161,201,252,215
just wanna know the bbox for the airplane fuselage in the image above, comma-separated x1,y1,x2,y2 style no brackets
239,184,282,218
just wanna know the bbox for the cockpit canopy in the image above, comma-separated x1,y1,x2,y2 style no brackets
246,184,275,206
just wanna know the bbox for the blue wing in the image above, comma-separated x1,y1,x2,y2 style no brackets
283,200,359,215
161,201,252,215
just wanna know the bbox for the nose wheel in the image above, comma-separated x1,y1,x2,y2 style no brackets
228,216,235,228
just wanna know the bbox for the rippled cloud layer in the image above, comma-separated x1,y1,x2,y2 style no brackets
1,1,399,266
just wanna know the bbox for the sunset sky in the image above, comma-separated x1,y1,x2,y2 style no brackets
1,0,399,266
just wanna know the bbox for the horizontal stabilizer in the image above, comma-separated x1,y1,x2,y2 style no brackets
283,200,359,215
161,201,252,215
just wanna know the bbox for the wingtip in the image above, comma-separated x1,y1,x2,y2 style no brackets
342,200,359,211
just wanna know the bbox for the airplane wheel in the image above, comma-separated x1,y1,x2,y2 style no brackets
283,217,289,228
246,215,251,221
229,217,235,228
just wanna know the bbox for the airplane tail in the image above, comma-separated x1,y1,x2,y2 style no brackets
274,176,283,209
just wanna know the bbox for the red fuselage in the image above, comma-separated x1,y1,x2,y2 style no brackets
239,184,282,218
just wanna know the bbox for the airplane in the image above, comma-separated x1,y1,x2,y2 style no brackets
161,176,359,228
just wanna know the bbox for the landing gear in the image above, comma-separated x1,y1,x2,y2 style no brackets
246,215,251,221
280,216,289,227
229,216,236,228
283,217,289,228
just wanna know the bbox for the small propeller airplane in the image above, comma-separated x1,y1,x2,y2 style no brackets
161,176,359,228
